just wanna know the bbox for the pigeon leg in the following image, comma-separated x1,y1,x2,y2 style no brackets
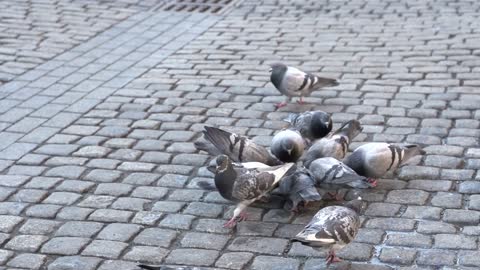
296,96,305,104
326,250,342,266
367,178,378,187
275,102,287,108
224,203,249,228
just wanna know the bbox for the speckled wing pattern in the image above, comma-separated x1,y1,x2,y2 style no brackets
232,170,276,201
295,206,360,247
202,126,281,166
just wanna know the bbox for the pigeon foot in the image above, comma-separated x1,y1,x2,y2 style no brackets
223,211,248,228
275,102,287,108
367,178,378,187
326,250,342,266
296,97,306,104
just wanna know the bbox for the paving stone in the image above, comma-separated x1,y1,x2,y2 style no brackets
159,214,195,230
5,234,49,252
379,247,417,265
236,221,278,237
111,197,150,211
7,253,46,269
215,252,254,269
57,207,94,221
55,221,104,238
417,249,456,266
133,228,177,247
434,234,477,249
180,232,230,250
0,216,24,232
228,237,288,255
365,218,415,231
47,256,102,270
84,169,122,182
459,251,480,267
12,189,48,203
123,245,168,263
443,209,480,225
251,256,300,270
19,219,61,235
95,183,133,196
41,237,90,255
97,260,139,270
25,204,62,218
386,190,429,205
56,180,95,193
385,233,432,248
82,240,128,259
0,202,28,215
165,248,219,266
87,200,134,220
43,192,82,205
0,249,13,265
45,165,86,179
97,223,142,242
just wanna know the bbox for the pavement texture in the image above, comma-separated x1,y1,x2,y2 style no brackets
0,0,480,269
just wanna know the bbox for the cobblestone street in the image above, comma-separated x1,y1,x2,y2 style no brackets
0,0,480,269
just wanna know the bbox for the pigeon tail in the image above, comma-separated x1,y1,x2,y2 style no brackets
283,113,298,124
314,77,339,89
333,119,363,141
194,140,222,156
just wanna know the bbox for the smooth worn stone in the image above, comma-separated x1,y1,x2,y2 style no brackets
385,233,432,248
228,237,288,255
443,209,480,225
434,234,477,249
47,256,102,270
133,228,177,247
82,240,128,258
180,232,230,250
417,250,456,266
214,252,253,270
386,189,430,205
41,237,91,255
7,253,47,269
251,256,300,270
402,206,442,220
123,246,168,263
165,248,219,266
417,221,457,234
55,221,104,237
379,247,417,265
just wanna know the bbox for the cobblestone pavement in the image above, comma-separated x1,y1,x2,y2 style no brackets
1,0,480,269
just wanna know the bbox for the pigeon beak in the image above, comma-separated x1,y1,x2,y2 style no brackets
287,149,292,155
269,68,272,72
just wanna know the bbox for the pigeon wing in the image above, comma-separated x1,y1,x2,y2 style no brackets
232,171,276,201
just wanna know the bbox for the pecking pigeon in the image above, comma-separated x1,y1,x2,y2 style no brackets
275,168,322,212
284,110,332,141
213,155,295,228
269,63,339,108
194,126,282,166
307,157,375,189
343,143,426,182
291,197,363,266
302,120,363,167
270,129,306,163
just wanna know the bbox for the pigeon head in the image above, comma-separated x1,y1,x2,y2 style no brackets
215,155,231,173
282,139,295,154
344,197,364,213
402,144,426,162
269,63,287,73
310,111,333,139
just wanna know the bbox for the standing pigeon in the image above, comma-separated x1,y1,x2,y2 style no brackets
308,157,375,189
270,129,306,163
284,110,332,141
275,168,322,212
292,197,363,266
343,143,426,182
302,120,363,167
213,155,295,228
194,126,282,166
269,63,339,108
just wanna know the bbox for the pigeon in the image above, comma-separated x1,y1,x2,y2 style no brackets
307,157,375,189
291,197,363,266
270,129,306,163
275,168,322,212
269,63,339,108
343,143,426,181
302,120,363,167
284,110,332,141
213,155,295,228
194,126,282,166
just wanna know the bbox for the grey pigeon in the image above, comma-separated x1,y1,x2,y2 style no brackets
269,63,338,108
213,155,295,228
275,168,322,212
194,126,282,166
308,157,375,189
284,110,332,141
291,197,363,266
343,142,426,180
302,120,363,167
271,129,306,163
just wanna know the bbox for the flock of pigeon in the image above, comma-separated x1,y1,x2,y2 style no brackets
138,64,427,269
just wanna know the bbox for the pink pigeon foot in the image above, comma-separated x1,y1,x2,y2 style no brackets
223,211,248,228
275,102,287,108
296,97,305,104
326,250,342,266
367,178,378,187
